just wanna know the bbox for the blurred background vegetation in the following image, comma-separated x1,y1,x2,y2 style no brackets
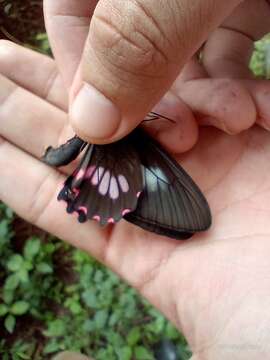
0,1,270,360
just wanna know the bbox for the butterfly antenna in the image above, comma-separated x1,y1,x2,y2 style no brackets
143,111,176,124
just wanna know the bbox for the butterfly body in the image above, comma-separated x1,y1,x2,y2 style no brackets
42,124,211,240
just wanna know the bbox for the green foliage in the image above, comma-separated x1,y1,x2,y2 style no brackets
34,33,51,55
0,204,190,359
250,34,270,78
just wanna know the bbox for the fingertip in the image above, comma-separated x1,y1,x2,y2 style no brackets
70,83,122,143
181,78,256,135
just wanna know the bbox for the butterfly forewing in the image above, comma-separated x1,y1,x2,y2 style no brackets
124,129,211,239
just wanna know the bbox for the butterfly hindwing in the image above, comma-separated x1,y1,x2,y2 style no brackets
124,129,211,239
58,138,143,225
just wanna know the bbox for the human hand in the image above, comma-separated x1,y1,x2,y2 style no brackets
1,41,270,359
44,0,270,153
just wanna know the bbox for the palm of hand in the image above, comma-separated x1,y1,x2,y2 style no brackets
0,43,270,359
175,127,270,358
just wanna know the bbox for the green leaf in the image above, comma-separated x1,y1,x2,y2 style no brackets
127,327,141,346
17,268,29,283
0,219,10,240
69,301,83,315
82,290,98,308
24,238,41,260
165,322,180,340
2,289,14,304
24,260,33,271
94,270,104,283
116,346,132,360
4,274,19,290
134,346,154,360
94,309,108,329
7,254,23,272
36,262,53,274
83,319,95,332
4,314,16,333
108,332,125,347
44,319,66,337
10,301,30,315
14,353,31,360
43,339,61,354
0,304,9,317
5,207,14,219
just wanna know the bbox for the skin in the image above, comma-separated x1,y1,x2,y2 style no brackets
1,42,270,359
44,0,270,148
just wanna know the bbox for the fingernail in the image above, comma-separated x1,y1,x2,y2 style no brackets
70,83,121,140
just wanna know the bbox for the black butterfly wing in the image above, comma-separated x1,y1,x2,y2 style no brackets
58,138,143,225
42,136,86,167
124,129,212,240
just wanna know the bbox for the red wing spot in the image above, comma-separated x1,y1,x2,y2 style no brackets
122,209,131,216
78,206,88,215
107,218,115,224
72,188,80,196
93,215,101,222
85,165,96,179
136,191,142,198
75,169,86,181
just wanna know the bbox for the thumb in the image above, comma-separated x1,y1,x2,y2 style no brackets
70,0,242,144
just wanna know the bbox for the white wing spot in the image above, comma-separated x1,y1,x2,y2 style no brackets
99,170,110,195
145,168,158,192
118,175,129,192
109,176,119,199
150,166,168,182
91,166,105,185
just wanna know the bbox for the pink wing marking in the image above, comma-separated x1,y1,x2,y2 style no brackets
91,166,105,185
99,170,110,195
118,175,129,193
93,215,101,222
109,176,119,199
75,169,86,181
107,218,115,224
122,209,131,216
85,165,96,179
78,206,88,215
136,191,142,198
72,188,80,196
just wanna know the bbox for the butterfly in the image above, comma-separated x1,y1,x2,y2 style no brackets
42,113,211,240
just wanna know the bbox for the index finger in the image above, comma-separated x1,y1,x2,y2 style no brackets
44,0,98,87
0,41,68,110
